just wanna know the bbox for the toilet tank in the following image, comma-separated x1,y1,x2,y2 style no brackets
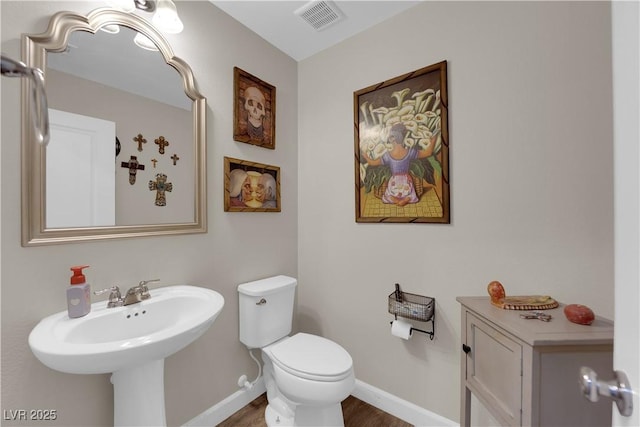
238,275,297,349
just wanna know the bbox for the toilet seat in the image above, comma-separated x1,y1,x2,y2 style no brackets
267,333,353,382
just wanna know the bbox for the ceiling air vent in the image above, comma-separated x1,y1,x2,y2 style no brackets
295,1,344,31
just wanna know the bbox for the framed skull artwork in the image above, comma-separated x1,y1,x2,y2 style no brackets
233,67,276,149
224,157,281,212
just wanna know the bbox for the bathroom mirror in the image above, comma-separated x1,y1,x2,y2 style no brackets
21,8,207,246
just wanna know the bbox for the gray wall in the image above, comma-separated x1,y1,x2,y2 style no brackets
297,1,613,422
1,1,298,426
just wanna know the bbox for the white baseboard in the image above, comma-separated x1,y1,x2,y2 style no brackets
182,377,457,427
182,377,266,427
351,379,457,427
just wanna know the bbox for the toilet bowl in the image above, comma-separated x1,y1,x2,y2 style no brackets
238,276,355,426
262,333,354,426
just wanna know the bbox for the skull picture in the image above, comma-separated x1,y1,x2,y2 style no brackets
243,86,266,142
233,68,276,148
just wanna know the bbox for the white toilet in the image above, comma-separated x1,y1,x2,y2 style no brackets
238,275,355,427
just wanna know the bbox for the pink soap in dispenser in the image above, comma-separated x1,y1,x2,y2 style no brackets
67,265,91,318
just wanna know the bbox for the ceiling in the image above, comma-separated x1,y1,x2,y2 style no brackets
209,1,423,61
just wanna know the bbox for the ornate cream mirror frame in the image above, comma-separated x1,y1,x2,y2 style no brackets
21,8,207,246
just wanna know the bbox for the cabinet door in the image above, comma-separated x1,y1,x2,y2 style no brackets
537,349,612,426
466,312,522,426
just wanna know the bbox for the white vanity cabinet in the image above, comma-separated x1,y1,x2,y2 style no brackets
457,297,613,427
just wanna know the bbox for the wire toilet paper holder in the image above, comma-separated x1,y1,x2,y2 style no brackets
388,283,435,340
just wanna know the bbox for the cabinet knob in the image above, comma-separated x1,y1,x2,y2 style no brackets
462,344,471,354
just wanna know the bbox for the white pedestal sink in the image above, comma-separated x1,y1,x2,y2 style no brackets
28,285,224,426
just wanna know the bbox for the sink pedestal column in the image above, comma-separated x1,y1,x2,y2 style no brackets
111,359,166,427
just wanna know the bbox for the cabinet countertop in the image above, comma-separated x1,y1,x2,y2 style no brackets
456,296,614,347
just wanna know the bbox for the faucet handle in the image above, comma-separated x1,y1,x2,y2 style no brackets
94,285,120,296
93,286,124,308
139,279,160,300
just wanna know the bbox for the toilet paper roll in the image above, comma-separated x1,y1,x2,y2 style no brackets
391,319,413,340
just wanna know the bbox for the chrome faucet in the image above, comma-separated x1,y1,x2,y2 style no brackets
123,279,160,306
93,286,124,308
94,279,160,308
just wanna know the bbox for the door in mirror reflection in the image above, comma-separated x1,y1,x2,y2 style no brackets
47,109,115,228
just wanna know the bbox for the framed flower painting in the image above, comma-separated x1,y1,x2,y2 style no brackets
354,61,450,223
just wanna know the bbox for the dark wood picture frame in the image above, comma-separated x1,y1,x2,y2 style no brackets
233,67,276,149
354,61,450,223
224,157,281,212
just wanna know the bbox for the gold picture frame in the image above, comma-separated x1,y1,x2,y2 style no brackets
354,61,450,223
224,157,281,212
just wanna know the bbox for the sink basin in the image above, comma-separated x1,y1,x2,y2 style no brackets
29,285,224,374
29,285,224,427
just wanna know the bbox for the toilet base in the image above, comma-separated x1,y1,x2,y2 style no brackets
294,403,344,427
265,404,294,426
265,402,345,427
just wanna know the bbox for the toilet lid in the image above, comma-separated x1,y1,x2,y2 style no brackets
269,333,353,380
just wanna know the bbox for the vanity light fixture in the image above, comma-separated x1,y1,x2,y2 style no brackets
133,0,156,12
107,0,183,34
133,32,160,51
101,24,121,34
108,0,155,12
105,0,183,49
152,0,184,34
106,0,136,13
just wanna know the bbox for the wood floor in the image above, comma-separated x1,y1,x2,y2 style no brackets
216,393,412,427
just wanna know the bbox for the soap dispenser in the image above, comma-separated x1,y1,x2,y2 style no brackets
67,265,91,318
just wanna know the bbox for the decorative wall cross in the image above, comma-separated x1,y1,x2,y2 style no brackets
155,136,170,154
121,155,145,185
149,173,173,206
171,154,180,165
133,133,147,152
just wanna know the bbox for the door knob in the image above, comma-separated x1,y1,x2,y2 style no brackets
580,366,634,417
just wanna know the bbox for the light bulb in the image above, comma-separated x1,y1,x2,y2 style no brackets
152,0,184,34
100,24,121,34
106,0,135,12
133,32,159,51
